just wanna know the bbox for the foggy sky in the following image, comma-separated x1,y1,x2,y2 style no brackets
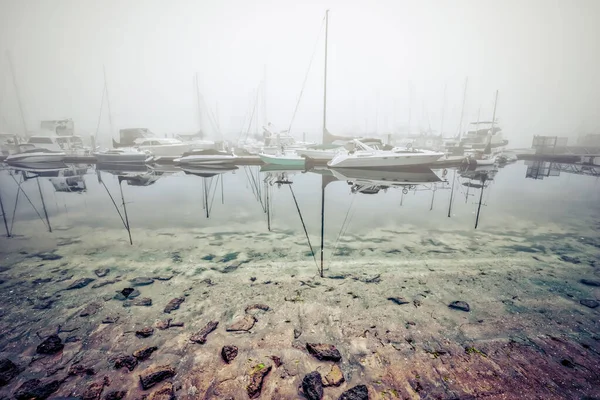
1,0,599,147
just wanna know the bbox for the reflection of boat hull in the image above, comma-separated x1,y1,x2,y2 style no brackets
96,163,149,173
330,167,441,186
259,153,305,166
8,161,68,172
182,165,238,178
174,155,237,165
260,164,306,172
94,148,151,164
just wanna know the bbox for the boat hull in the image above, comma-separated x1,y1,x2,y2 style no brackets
259,153,306,167
137,143,195,157
175,155,237,165
295,148,341,161
6,153,66,164
328,152,442,168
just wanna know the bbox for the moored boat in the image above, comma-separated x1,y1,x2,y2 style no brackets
93,147,152,164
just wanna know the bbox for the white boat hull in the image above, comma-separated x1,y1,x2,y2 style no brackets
328,152,443,168
295,148,341,161
175,155,237,165
137,143,195,157
259,153,305,166
6,152,66,164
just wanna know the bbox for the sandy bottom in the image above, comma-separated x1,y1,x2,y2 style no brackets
1,222,599,400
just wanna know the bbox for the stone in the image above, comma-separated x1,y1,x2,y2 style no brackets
148,382,174,400
163,297,184,314
306,343,342,362
246,364,271,399
322,365,344,387
120,288,135,297
169,321,184,327
0,358,20,386
448,301,470,312
123,298,152,307
33,300,54,310
338,385,369,400
36,253,63,261
133,346,158,361
580,279,600,287
387,297,410,305
36,334,64,355
580,299,599,308
130,277,154,286
136,327,154,338
66,278,95,290
14,378,62,400
128,289,141,298
138,365,176,390
560,255,581,264
92,280,119,289
68,363,95,376
302,371,323,400
102,316,119,324
154,275,173,281
82,380,107,400
190,321,218,344
94,269,110,278
80,302,102,317
245,303,270,314
221,345,238,363
104,391,126,400
111,355,137,371
226,315,256,332
156,319,171,330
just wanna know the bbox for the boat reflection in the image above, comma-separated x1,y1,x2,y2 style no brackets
329,167,444,195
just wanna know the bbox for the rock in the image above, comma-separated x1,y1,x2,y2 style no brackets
92,280,119,289
0,358,20,386
156,319,171,330
302,371,323,400
221,345,238,363
66,278,95,290
128,289,141,298
14,378,62,400
123,298,152,307
154,275,173,281
245,304,270,314
33,300,54,310
102,316,119,324
580,299,599,308
133,346,158,361
103,391,126,400
560,255,581,264
169,321,184,327
111,355,137,371
580,279,600,287
306,343,342,362
448,301,470,312
138,365,176,390
94,269,110,278
119,288,135,298
338,385,369,400
226,315,256,332
190,321,218,344
36,253,63,261
130,277,154,286
136,327,154,338
163,297,184,314
322,365,344,387
246,364,272,399
82,380,107,400
387,297,410,305
148,382,174,400
68,364,95,376
80,302,102,317
37,334,64,355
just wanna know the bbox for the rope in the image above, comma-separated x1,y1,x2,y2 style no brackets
288,185,319,274
286,16,326,136
331,193,356,257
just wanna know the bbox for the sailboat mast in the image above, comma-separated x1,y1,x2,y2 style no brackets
440,83,447,137
103,65,114,137
489,90,498,139
457,77,468,139
263,65,268,126
195,73,203,134
7,51,27,135
322,9,329,142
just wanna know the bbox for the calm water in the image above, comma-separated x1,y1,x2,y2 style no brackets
0,161,598,257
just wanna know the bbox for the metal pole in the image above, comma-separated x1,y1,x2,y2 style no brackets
36,178,52,233
474,178,485,229
447,169,456,217
0,187,10,237
119,181,133,245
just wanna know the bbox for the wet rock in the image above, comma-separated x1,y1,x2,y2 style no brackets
136,327,154,338
68,364,96,376
104,391,126,400
94,269,110,278
338,385,368,400
80,302,102,317
221,345,238,363
14,378,62,400
33,300,54,310
33,277,53,285
302,371,323,400
322,365,344,387
246,364,271,399
92,280,119,289
130,277,154,286
148,382,174,400
156,319,171,330
169,321,184,327
190,321,218,344
133,346,158,361
37,334,64,355
138,365,176,390
387,297,410,305
102,316,119,324
306,343,342,362
448,301,470,312
560,255,581,264
580,299,599,308
154,275,173,281
245,303,270,314
36,253,63,261
0,358,20,386
226,315,256,332
128,289,141,298
82,380,107,400
163,297,184,314
66,278,95,290
111,355,137,371
580,279,600,287
123,297,152,307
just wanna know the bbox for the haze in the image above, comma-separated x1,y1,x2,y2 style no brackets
1,0,599,148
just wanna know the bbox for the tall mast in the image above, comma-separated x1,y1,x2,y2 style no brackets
7,51,27,135
440,83,447,137
103,65,114,137
195,73,202,134
489,90,499,138
263,65,267,126
322,9,329,142
457,77,468,139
